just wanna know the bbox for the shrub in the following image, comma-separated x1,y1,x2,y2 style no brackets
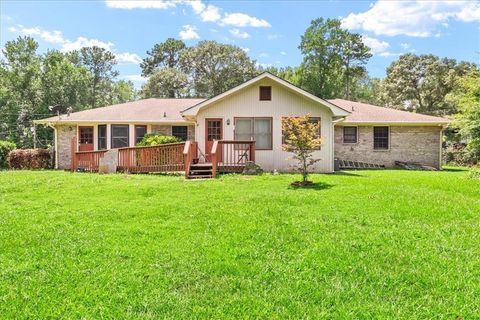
136,134,182,146
8,149,52,170
282,115,322,185
444,143,479,166
0,141,16,169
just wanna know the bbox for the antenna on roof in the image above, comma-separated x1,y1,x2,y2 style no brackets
351,106,355,111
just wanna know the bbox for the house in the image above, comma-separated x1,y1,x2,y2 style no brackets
35,73,449,175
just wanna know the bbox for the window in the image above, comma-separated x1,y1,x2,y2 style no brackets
234,117,272,150
172,126,188,141
135,125,147,144
111,124,129,148
343,126,357,144
259,86,271,101
98,125,107,150
374,126,389,150
79,127,93,144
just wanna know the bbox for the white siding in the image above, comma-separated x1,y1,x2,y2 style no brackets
196,79,335,172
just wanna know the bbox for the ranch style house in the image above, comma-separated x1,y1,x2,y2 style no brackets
35,72,449,178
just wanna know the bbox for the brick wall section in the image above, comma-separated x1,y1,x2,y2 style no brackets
334,125,442,168
55,125,76,169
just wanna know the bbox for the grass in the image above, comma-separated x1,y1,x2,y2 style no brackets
0,168,479,319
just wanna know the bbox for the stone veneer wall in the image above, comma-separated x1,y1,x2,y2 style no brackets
55,125,76,169
334,125,442,168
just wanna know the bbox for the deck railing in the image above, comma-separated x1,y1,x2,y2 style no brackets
117,142,185,173
183,141,198,178
73,150,108,172
211,140,255,177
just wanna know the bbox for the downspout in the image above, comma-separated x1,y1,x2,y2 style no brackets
331,117,346,172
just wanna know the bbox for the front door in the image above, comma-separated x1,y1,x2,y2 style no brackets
205,118,222,162
78,126,94,151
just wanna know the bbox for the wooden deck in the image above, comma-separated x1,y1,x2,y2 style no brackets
72,137,255,177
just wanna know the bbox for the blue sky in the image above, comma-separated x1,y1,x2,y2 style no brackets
1,0,479,88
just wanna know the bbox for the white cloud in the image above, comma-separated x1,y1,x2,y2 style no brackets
61,37,115,52
280,51,286,56
9,24,141,64
115,52,142,64
105,0,177,9
241,47,250,53
258,52,269,58
400,43,410,50
378,52,402,57
221,13,270,28
342,1,480,37
179,25,200,40
229,28,250,39
105,0,270,28
13,25,65,44
199,4,221,22
361,35,389,55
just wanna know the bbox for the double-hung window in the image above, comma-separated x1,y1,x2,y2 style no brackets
98,125,107,150
343,126,358,144
373,126,389,150
234,117,272,150
111,124,129,148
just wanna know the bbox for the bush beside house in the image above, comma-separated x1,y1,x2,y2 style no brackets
136,134,182,146
8,149,52,170
0,141,17,169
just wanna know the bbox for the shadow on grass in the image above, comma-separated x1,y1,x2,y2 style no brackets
288,181,334,191
442,167,469,172
333,171,365,177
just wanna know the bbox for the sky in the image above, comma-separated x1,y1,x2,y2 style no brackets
1,0,479,89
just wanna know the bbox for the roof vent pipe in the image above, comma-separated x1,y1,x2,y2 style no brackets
163,112,166,118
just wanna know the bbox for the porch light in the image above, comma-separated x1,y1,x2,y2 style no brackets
226,118,230,125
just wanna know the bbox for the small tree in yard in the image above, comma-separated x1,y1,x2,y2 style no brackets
282,115,322,185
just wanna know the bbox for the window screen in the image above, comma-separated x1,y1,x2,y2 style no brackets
98,125,107,150
111,124,129,148
172,126,188,141
234,118,272,150
135,125,147,144
373,126,389,150
343,126,357,144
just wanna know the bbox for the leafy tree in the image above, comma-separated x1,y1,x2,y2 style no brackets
79,46,119,108
449,71,480,154
383,54,478,115
260,66,303,86
299,18,371,99
109,80,136,104
339,33,372,99
353,76,386,106
41,50,91,112
282,115,322,185
0,36,42,147
141,38,186,76
140,68,189,98
180,41,256,98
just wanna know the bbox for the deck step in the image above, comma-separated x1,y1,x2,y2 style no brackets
187,174,213,179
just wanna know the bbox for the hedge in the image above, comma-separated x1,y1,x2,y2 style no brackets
0,141,17,169
8,149,52,170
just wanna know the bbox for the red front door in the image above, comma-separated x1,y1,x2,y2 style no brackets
78,126,94,151
205,118,222,162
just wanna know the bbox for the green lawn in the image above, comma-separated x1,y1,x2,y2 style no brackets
0,169,479,319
